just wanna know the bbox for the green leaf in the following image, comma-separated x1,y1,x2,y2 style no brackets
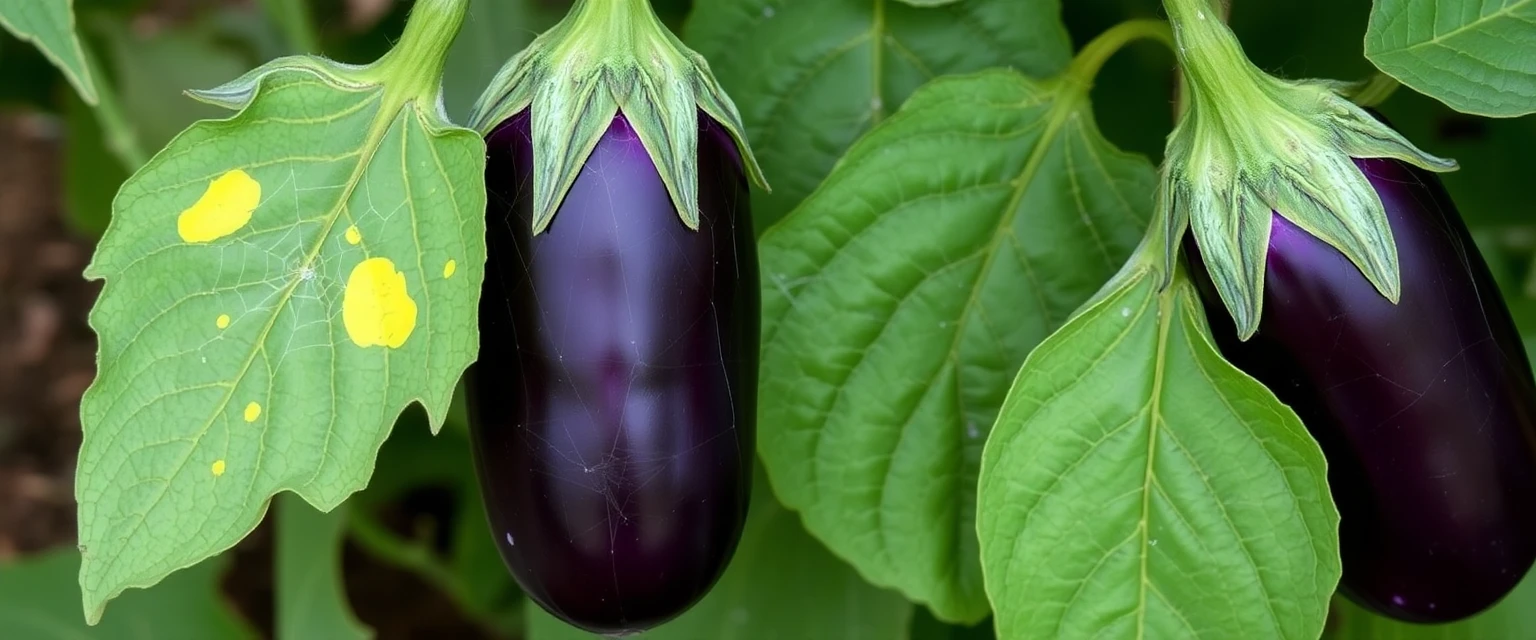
75,2,484,622
756,67,1155,622
276,494,371,640
1365,0,1536,117
527,467,914,639
0,0,97,103
1325,561,1536,638
685,0,1071,229
976,262,1340,639
0,548,255,639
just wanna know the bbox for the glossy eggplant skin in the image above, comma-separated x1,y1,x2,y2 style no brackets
1187,157,1536,623
467,111,758,634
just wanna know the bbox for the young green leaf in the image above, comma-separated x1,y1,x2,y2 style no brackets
756,64,1156,621
276,494,371,640
74,0,483,623
527,467,913,640
1366,0,1536,117
0,549,255,639
685,0,1071,229
0,0,97,103
976,262,1340,639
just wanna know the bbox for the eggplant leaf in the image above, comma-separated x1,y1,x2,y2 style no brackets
685,0,1070,229
527,467,913,640
276,494,370,640
1366,0,1536,117
755,68,1155,622
976,262,1340,639
0,0,96,103
74,8,485,621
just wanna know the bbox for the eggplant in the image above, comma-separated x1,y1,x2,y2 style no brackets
466,110,758,634
1187,156,1536,623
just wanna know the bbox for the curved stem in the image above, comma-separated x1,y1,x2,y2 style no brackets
1063,19,1176,90
78,35,147,170
345,508,505,629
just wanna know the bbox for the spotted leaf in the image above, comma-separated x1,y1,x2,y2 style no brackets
74,4,484,622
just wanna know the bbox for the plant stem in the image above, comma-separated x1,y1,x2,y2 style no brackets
264,0,322,54
1063,19,1176,92
346,508,473,605
346,506,524,635
77,35,147,171
374,0,470,104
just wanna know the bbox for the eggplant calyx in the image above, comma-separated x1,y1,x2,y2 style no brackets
467,0,768,234
1157,0,1455,340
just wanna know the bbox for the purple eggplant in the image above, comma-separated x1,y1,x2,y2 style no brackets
1186,157,1536,623
466,111,758,634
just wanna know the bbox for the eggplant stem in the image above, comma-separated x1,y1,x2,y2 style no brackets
346,507,518,634
77,33,147,171
1064,19,1176,93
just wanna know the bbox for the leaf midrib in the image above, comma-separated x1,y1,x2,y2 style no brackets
85,78,418,604
1375,0,1535,56
924,88,1090,613
1135,278,1175,640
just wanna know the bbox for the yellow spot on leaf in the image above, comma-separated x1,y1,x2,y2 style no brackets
345,225,361,245
244,402,261,422
178,170,260,243
216,314,231,329
211,460,226,477
343,257,418,349
443,259,457,279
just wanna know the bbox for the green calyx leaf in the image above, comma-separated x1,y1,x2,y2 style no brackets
468,0,768,234
76,0,483,623
1160,0,1456,339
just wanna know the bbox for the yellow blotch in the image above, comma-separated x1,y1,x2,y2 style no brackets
343,257,418,349
211,460,226,477
443,259,457,279
178,170,260,243
216,314,231,329
244,402,261,423
345,225,361,245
